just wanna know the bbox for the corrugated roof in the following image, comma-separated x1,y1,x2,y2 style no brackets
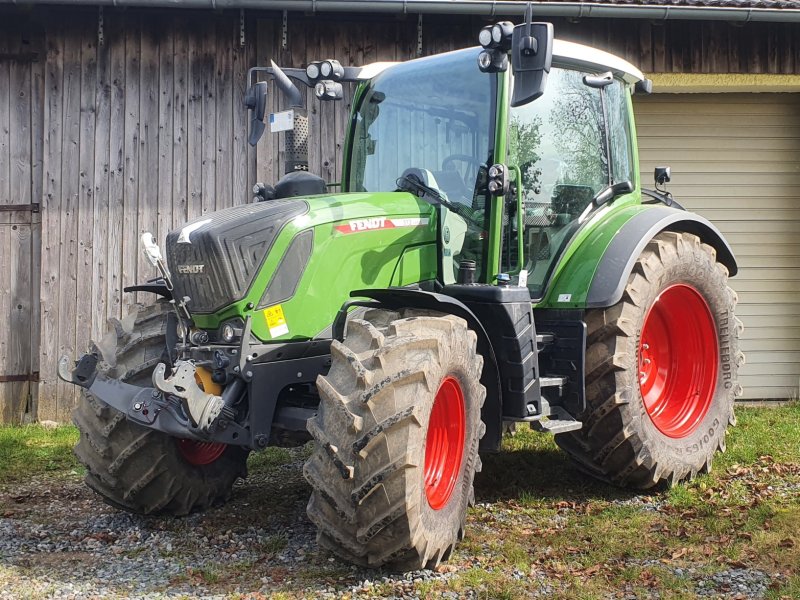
541,0,800,9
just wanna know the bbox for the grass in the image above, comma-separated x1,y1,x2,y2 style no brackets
0,423,81,483
1,403,798,598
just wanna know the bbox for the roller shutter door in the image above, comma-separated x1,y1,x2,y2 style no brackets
636,93,800,400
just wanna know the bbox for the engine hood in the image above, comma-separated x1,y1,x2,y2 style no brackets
166,199,309,314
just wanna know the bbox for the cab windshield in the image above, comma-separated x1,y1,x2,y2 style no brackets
346,48,497,283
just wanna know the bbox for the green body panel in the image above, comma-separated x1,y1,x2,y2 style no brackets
191,191,436,341
537,198,654,308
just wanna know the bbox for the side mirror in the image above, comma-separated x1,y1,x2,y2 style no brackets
654,166,671,186
244,81,268,146
510,18,553,107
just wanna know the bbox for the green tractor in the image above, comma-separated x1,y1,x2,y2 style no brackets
60,13,743,571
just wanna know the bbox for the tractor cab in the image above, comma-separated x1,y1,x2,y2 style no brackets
247,20,646,302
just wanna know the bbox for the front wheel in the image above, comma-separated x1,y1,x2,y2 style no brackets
73,303,249,515
555,231,744,488
304,309,486,570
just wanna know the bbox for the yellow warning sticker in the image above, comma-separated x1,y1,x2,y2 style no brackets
263,304,289,338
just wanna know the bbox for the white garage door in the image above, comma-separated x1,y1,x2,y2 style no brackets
636,93,800,400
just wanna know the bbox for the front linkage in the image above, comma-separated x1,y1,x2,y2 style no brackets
59,321,331,451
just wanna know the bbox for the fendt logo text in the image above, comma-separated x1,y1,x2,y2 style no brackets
178,264,205,274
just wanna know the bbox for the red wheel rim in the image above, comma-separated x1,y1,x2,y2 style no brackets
424,376,466,510
638,284,718,439
176,439,226,466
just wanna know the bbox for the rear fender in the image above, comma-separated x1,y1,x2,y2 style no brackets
544,205,737,309
586,207,737,308
349,288,504,453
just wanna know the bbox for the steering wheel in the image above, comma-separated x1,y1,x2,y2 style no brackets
442,154,482,188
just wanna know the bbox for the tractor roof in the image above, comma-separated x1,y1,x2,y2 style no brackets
357,39,645,85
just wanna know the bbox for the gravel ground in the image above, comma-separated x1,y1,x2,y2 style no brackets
0,445,793,599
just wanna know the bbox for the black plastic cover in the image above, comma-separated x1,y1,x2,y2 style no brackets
166,200,308,314
274,171,327,199
443,284,539,419
258,228,314,309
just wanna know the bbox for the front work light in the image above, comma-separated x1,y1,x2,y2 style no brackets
306,59,344,81
305,63,320,80
479,21,514,51
478,49,508,73
314,80,344,101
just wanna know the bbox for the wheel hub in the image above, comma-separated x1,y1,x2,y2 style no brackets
638,284,719,438
424,376,466,510
176,439,227,466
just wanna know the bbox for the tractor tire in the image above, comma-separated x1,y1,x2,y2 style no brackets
304,309,486,570
72,302,249,515
555,231,744,489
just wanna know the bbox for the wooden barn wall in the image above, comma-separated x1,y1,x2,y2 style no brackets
28,9,257,421
0,7,798,422
0,20,44,423
255,13,800,178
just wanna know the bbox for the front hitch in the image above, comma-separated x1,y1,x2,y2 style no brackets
152,361,225,429
57,353,248,446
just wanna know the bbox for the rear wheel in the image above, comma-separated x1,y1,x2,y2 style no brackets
555,232,744,488
73,303,248,515
304,309,486,570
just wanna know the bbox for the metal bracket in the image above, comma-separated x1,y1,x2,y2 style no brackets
281,10,288,51
0,203,39,212
239,9,246,47
416,14,423,56
152,361,224,430
98,7,104,47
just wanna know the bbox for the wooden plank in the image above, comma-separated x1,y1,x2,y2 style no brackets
201,18,216,215
186,16,203,222
75,23,98,387
29,21,45,420
215,16,233,211
306,20,321,184
779,24,795,74
0,27,12,211
56,21,83,421
157,17,175,243
319,23,337,183
121,16,141,318
255,18,276,187
38,19,65,421
5,224,33,423
106,14,126,323
9,31,32,210
334,22,354,188
0,29,9,208
5,25,37,422
0,224,11,422
137,24,160,297
173,21,189,226
232,18,250,207
91,14,112,342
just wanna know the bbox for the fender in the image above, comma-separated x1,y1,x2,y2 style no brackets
349,287,504,453
585,206,737,308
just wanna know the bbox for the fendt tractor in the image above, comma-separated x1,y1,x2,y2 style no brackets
60,12,744,570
